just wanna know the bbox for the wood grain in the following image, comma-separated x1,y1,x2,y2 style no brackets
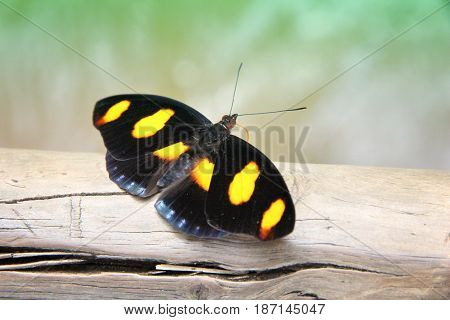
0,148,449,299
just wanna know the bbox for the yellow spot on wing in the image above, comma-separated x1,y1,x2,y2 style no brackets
153,142,190,161
259,198,285,240
191,158,214,191
228,161,260,205
96,100,130,126
132,108,175,138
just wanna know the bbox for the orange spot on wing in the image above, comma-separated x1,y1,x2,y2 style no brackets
152,142,190,161
132,108,175,138
191,158,214,191
259,198,286,240
95,100,130,126
228,161,260,205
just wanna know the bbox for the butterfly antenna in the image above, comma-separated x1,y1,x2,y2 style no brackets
229,62,243,115
238,106,307,117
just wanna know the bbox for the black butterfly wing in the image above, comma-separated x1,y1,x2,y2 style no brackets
94,94,211,197
105,152,166,197
154,152,226,238
205,135,295,240
93,94,211,158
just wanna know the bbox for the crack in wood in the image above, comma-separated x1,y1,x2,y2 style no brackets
69,197,83,239
69,197,73,238
4,181,26,189
0,259,86,271
0,192,127,204
0,237,20,245
0,251,93,260
0,247,402,279
284,290,322,300
78,197,83,238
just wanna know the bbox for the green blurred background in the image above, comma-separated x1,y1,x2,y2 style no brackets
1,0,449,169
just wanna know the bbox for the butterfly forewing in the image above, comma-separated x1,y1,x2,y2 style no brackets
205,136,295,240
94,94,211,197
93,94,211,159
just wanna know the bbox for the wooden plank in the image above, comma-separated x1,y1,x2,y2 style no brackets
0,148,449,299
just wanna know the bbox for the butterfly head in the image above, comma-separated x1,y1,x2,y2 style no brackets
221,114,238,130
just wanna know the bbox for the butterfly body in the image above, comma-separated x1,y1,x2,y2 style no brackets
94,94,295,240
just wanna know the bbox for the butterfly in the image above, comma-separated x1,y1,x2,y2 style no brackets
93,94,297,240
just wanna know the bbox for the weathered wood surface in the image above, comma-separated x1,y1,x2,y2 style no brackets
0,148,448,299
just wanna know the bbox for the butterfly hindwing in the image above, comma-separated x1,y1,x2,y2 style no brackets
106,151,167,197
205,135,295,240
154,152,226,238
93,94,211,158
